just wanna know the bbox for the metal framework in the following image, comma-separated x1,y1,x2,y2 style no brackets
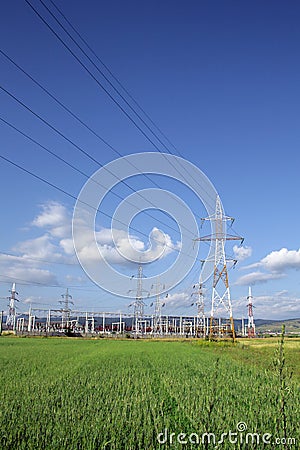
247,286,256,338
130,263,148,334
12,308,211,336
196,196,243,340
153,278,166,335
6,283,19,330
191,281,206,336
59,288,73,330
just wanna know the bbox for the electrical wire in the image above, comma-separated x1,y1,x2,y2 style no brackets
37,0,175,154
24,0,163,152
0,49,205,237
1,85,203,244
23,0,217,209
0,152,200,261
0,115,187,239
48,0,180,154
47,0,216,201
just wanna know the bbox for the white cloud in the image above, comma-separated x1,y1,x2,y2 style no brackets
32,201,70,238
0,202,74,288
261,248,300,272
59,238,75,255
3,267,58,286
233,291,300,320
233,245,252,261
75,226,179,266
13,235,63,262
236,247,300,287
163,292,191,310
235,271,283,286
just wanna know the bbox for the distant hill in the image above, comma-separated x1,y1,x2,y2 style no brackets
254,318,300,334
234,318,300,335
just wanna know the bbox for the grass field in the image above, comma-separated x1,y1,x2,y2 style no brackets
0,336,299,449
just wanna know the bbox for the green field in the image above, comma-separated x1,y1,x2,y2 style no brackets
0,337,299,449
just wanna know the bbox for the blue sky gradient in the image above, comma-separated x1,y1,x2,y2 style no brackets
1,0,300,319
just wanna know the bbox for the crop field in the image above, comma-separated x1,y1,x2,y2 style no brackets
0,336,299,449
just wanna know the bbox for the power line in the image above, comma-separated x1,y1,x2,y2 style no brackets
0,49,199,238
0,115,187,239
36,0,175,155
24,0,162,152
23,0,216,208
48,0,180,155
0,48,121,157
0,273,104,291
0,152,198,260
1,85,199,241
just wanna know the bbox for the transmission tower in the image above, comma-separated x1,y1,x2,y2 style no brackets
191,280,206,336
247,286,256,338
6,283,19,330
129,263,148,334
153,278,166,334
59,288,73,330
196,195,243,340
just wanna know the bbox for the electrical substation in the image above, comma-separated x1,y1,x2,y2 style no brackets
0,196,252,339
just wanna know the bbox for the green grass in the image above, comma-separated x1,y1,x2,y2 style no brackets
0,337,299,449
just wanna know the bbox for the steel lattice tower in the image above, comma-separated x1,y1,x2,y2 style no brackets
247,286,256,338
191,280,205,336
196,195,243,340
153,278,165,334
6,283,19,330
59,288,73,330
132,263,146,334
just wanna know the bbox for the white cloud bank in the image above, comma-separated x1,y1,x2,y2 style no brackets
74,225,180,267
235,247,300,286
233,290,300,320
261,248,300,272
1,201,180,287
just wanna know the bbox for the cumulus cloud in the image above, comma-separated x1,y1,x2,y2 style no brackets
233,291,300,320
233,245,252,261
3,267,58,286
235,271,283,286
0,202,74,287
75,226,180,266
163,292,191,310
13,235,64,262
260,248,300,272
235,247,300,286
32,201,71,238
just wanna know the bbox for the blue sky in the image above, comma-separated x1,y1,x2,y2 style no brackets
1,0,300,320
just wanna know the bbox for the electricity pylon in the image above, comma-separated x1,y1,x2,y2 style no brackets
195,195,243,340
153,277,166,334
6,283,19,330
247,286,256,338
128,263,148,334
191,280,206,336
59,288,73,330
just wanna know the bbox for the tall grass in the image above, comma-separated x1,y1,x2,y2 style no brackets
0,337,299,449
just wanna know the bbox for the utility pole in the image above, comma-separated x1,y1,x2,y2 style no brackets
195,195,243,340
